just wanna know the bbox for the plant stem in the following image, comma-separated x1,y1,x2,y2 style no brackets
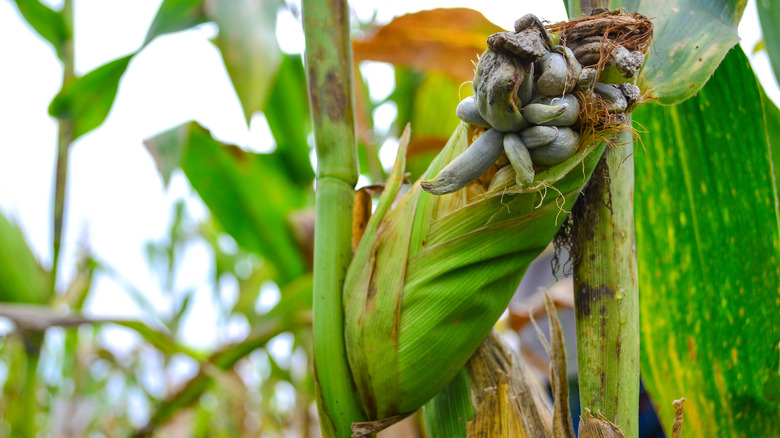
18,2,76,436
18,332,43,438
565,3,639,437
572,130,639,437
52,0,75,295
302,0,367,436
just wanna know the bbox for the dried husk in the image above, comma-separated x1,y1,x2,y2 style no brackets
578,410,625,438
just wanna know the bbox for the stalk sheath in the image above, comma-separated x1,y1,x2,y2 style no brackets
302,0,366,436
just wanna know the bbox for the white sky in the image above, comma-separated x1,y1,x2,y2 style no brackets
0,0,777,356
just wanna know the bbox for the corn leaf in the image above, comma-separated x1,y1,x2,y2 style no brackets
761,89,780,199
757,0,780,83
353,8,502,82
48,54,134,140
626,0,746,104
143,0,206,45
264,54,314,185
0,213,49,304
634,47,780,436
9,0,68,59
46,0,215,141
207,0,282,122
144,122,308,285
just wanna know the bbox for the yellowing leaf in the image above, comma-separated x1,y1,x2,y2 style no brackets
635,48,780,437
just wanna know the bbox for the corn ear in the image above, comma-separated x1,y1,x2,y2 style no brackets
343,121,605,428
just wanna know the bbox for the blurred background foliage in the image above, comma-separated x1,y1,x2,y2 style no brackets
1,0,778,437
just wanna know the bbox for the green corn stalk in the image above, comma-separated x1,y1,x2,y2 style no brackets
571,129,639,438
302,0,367,436
566,1,641,437
52,0,74,295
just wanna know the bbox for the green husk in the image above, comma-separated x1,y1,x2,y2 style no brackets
426,293,575,438
424,369,473,438
343,122,607,427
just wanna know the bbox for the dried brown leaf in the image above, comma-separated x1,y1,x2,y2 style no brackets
352,188,372,252
578,409,624,438
672,398,686,438
546,292,576,438
466,331,552,437
353,8,503,81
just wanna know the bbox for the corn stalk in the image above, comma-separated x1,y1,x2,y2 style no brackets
16,1,76,436
52,0,74,297
302,0,367,436
567,1,640,437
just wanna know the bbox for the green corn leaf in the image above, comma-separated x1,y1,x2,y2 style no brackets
626,0,746,104
48,54,134,140
761,88,780,200
391,69,470,181
757,0,780,84
143,0,207,45
264,54,315,186
344,122,607,421
0,213,50,304
46,0,211,140
408,73,466,179
144,122,308,285
10,0,68,59
634,47,780,437
208,0,283,122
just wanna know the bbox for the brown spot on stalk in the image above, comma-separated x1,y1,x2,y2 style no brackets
575,284,615,317
600,372,606,394
325,70,350,122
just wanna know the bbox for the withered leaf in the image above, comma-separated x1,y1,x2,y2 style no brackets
353,8,503,81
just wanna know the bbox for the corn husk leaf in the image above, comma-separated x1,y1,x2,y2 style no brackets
426,294,574,438
344,122,607,422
